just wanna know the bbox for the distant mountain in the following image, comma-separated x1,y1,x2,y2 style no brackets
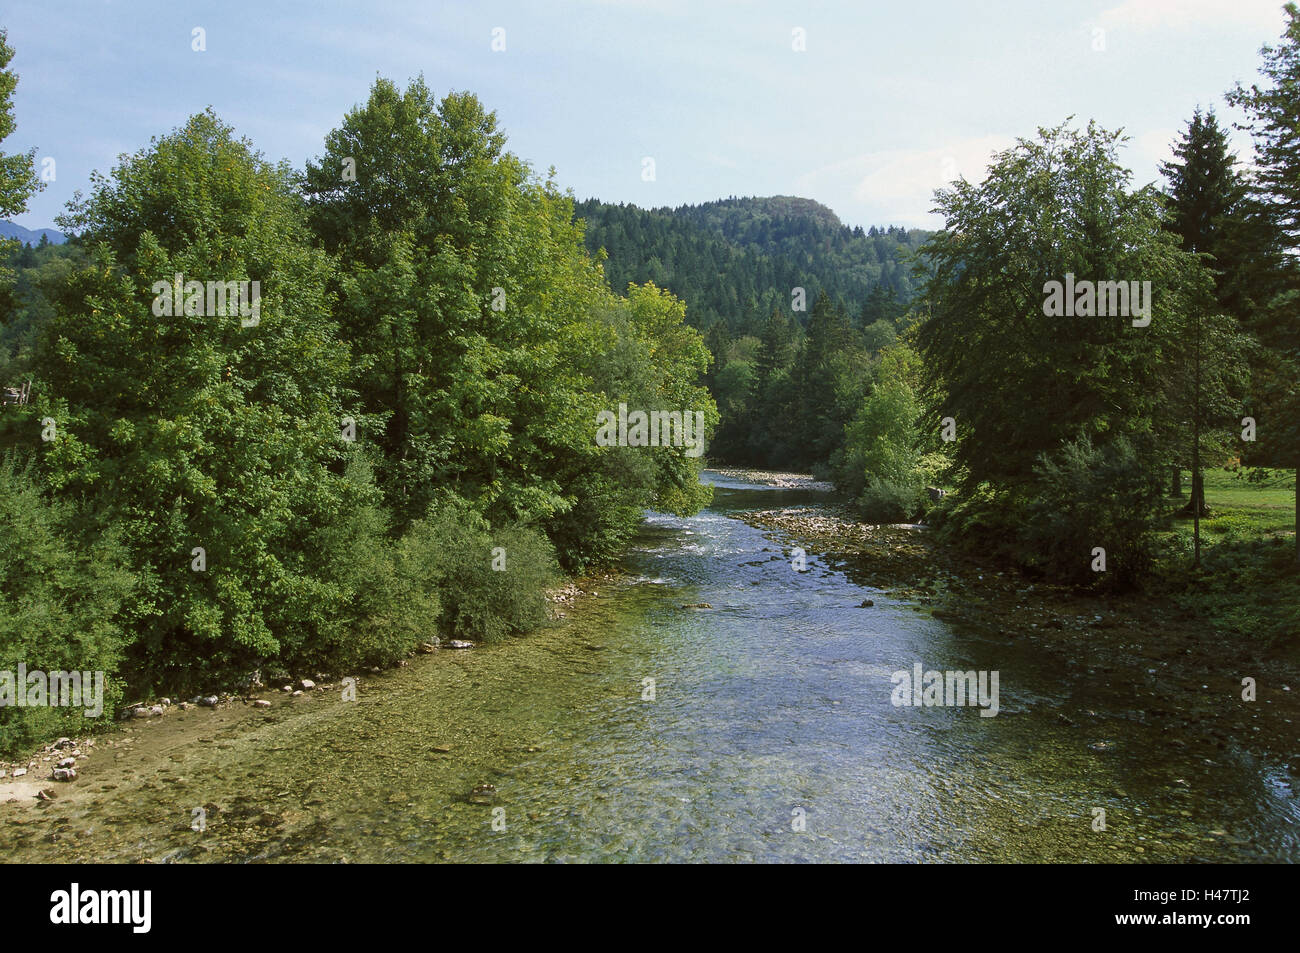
573,195,930,332
0,221,67,245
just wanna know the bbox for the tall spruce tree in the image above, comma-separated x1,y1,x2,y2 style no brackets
1227,3,1300,563
1159,109,1258,516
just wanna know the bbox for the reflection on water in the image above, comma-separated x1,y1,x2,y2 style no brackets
4,473,1295,863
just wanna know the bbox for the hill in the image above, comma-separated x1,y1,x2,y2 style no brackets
0,220,67,245
573,195,929,334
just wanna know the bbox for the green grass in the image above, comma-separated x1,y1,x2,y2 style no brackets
1153,467,1298,649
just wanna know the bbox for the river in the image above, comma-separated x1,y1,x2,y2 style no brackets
2,471,1295,863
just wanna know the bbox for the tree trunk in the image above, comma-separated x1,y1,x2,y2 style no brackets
1170,466,1183,498
1191,469,1203,566
1192,329,1202,569
1176,465,1209,519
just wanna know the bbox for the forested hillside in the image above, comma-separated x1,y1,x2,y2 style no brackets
574,196,927,335
575,197,929,467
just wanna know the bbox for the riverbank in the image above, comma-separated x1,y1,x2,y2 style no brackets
2,472,1295,862
0,578,625,862
739,500,1300,777
0,576,616,811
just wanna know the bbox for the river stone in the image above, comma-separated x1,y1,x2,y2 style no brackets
56,757,75,769
253,699,271,708
447,640,474,650
52,737,73,750
12,767,26,777
52,768,76,782
299,679,316,690
198,695,219,708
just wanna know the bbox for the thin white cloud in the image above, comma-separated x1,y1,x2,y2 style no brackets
1096,0,1287,31
796,135,1014,226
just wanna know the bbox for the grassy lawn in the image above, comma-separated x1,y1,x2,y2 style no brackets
1153,467,1298,649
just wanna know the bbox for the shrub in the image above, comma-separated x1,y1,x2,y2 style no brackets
859,479,919,523
0,454,134,755
1024,434,1164,587
415,498,560,643
292,457,441,674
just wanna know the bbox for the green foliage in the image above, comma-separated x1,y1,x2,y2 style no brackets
576,197,927,468
0,454,134,754
411,499,559,643
0,28,42,336
1227,5,1300,560
0,74,723,731
33,111,361,688
1152,468,1298,647
1024,434,1165,587
928,483,1031,567
859,480,920,524
304,79,715,569
576,196,928,335
0,28,40,222
289,456,439,673
912,120,1229,585
835,344,925,517
918,120,1199,493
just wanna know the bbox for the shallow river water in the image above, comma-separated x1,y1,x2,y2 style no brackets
3,472,1296,863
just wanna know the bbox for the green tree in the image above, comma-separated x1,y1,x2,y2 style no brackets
304,78,620,535
0,453,134,754
1227,4,1300,563
837,344,925,520
0,28,43,320
1160,108,1278,512
37,110,376,685
917,120,1208,583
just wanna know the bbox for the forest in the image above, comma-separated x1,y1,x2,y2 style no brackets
1,6,1298,758
0,57,715,751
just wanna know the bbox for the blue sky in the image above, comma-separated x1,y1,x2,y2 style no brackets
4,0,1293,231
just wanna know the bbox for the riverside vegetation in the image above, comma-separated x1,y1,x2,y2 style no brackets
586,18,1300,653
0,59,716,754
1,6,1298,772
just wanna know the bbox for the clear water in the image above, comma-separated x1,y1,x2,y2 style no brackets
3,473,1295,863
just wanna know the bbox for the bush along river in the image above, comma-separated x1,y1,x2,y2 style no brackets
1,470,1296,863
